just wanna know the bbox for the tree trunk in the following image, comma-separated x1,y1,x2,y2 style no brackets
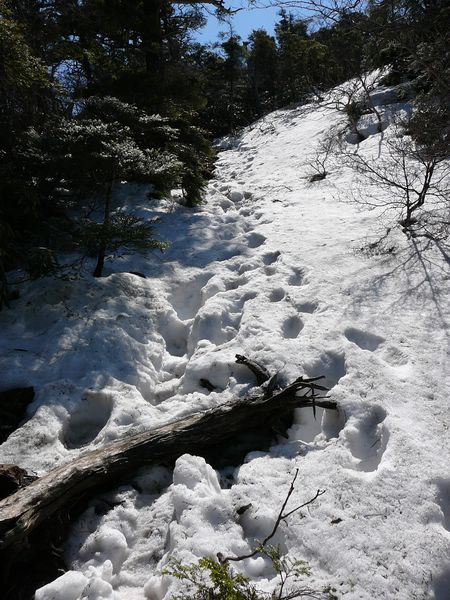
93,180,112,278
143,0,164,75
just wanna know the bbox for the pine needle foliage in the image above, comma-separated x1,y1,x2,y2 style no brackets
77,213,168,261
163,546,330,600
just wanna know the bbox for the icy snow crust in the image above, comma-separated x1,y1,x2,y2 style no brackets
2,89,450,599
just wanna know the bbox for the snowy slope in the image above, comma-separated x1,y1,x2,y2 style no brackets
1,89,450,600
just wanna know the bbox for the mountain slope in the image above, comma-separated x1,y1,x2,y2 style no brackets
1,89,450,600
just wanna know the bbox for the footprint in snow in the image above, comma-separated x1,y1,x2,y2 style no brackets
269,288,286,302
216,228,235,241
159,313,189,358
262,251,281,266
295,301,319,314
287,267,305,287
187,291,257,355
264,265,277,276
199,274,251,305
188,311,240,353
305,350,346,390
217,198,234,213
226,260,258,276
344,327,385,351
245,232,266,248
379,344,409,367
169,272,214,320
225,275,248,291
238,262,259,275
291,350,347,443
63,393,113,449
343,406,389,472
281,315,303,339
345,327,409,368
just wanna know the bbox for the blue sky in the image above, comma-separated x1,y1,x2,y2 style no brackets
196,4,283,44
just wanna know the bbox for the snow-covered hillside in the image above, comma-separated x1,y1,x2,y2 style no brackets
1,88,450,600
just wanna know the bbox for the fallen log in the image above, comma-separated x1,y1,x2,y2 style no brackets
0,358,337,597
0,464,36,501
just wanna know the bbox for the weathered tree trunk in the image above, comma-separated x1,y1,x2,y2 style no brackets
0,362,336,597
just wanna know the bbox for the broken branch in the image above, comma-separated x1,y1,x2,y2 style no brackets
220,469,325,563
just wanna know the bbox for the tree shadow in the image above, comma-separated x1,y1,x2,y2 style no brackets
112,199,256,278
352,228,450,344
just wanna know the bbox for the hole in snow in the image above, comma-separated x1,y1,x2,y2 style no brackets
345,327,385,352
63,393,113,449
160,314,189,357
296,301,319,314
322,407,347,439
262,251,281,266
344,406,389,472
269,288,285,302
290,407,324,443
202,429,276,469
281,315,303,339
290,405,346,443
287,268,305,287
305,350,346,390
169,272,214,320
291,352,347,443
246,232,266,248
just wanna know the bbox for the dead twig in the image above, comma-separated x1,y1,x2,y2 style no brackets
219,469,325,563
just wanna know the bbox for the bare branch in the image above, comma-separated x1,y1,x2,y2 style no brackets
220,470,325,564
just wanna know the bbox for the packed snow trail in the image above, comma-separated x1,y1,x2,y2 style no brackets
1,92,450,600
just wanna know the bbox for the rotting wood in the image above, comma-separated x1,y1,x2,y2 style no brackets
0,355,337,597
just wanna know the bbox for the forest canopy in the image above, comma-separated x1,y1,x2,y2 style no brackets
0,0,448,303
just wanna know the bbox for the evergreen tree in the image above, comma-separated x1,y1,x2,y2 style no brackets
275,11,328,104
221,32,248,132
364,0,449,165
196,32,249,137
21,97,180,277
0,0,58,304
313,12,368,87
247,29,278,116
0,0,216,305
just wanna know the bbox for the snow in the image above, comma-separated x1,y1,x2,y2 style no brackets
1,85,450,600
